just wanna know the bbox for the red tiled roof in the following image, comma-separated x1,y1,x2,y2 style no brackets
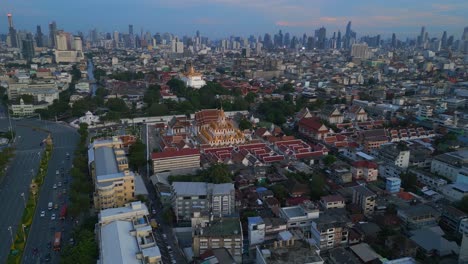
352,160,378,169
397,192,414,201
151,148,199,160
298,117,326,132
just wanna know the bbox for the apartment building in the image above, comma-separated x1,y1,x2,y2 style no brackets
89,137,135,210
352,186,376,215
151,148,200,174
171,182,235,222
397,204,440,230
279,202,320,237
192,217,243,263
431,150,468,183
97,202,162,264
320,195,346,210
351,161,379,182
310,209,350,250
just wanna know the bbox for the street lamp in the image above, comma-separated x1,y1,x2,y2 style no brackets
20,192,26,208
22,224,26,242
8,226,13,244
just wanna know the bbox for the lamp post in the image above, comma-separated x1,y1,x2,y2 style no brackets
20,192,26,208
8,226,13,244
22,224,26,242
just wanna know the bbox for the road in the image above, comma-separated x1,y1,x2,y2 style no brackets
0,119,48,263
0,117,78,264
21,121,79,264
142,123,186,264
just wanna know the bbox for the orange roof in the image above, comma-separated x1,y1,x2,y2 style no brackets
397,192,414,201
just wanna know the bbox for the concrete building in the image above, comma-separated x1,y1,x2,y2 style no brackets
352,186,376,215
255,239,324,264
192,217,243,263
375,144,410,169
310,209,350,250
440,183,468,201
386,177,401,194
397,204,439,230
319,195,346,210
10,98,48,116
171,182,235,221
151,148,200,174
88,137,136,210
248,216,266,246
8,79,59,103
97,201,162,264
431,150,468,183
351,161,378,182
279,202,319,237
351,43,369,59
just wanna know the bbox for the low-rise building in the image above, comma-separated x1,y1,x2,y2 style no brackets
352,186,376,215
192,217,243,263
386,177,402,194
319,195,346,210
171,182,235,222
397,204,439,230
255,239,324,264
279,202,319,237
10,98,48,116
431,150,468,183
351,161,378,182
151,148,200,174
248,216,266,246
440,183,468,201
97,201,162,264
310,209,350,250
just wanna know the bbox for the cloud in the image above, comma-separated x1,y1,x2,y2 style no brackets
193,17,222,25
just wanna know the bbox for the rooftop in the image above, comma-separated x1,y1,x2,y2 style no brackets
198,218,241,237
353,185,376,197
100,221,139,264
257,240,324,264
94,146,119,177
172,182,207,196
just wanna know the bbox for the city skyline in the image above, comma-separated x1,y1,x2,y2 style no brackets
0,0,468,38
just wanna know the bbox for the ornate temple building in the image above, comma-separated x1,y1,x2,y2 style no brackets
195,109,246,147
181,66,206,89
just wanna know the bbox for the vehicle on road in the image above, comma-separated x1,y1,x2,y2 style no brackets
40,211,45,217
51,214,56,220
69,238,75,246
152,209,156,214
53,232,61,251
54,203,59,210
44,253,51,262
163,234,167,239
60,205,67,220
167,246,173,252
53,184,57,189
58,182,62,187
66,153,70,160
55,170,59,175
48,202,53,210
150,219,158,229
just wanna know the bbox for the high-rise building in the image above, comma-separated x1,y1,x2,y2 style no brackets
49,21,57,48
441,31,447,49
55,32,68,51
391,33,397,48
316,27,327,49
128,24,133,35
7,13,19,48
73,36,82,51
337,30,342,49
351,43,369,59
35,25,44,47
22,33,35,61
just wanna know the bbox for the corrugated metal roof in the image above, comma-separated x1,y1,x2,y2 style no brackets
95,147,119,177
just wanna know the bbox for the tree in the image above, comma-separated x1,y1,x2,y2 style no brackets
400,172,417,192
148,103,169,116
271,184,288,203
323,155,337,166
281,83,295,93
105,98,129,112
206,164,232,183
245,92,256,104
309,174,326,200
128,140,146,171
18,94,34,104
143,85,161,106
238,118,253,130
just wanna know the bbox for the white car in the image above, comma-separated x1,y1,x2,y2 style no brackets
40,211,45,217
51,214,56,220
53,184,57,189
58,182,62,187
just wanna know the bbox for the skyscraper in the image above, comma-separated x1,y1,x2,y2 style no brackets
418,26,425,47
7,13,19,48
129,24,134,35
337,31,342,49
315,27,326,49
351,43,369,59
391,33,397,48
36,25,44,47
22,33,35,61
441,31,447,49
49,21,57,48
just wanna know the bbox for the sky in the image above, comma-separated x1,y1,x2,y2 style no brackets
0,0,467,39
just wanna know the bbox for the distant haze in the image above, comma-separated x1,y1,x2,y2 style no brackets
1,0,467,38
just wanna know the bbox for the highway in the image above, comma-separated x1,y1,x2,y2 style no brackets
0,119,48,263
0,118,78,264
22,121,78,264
